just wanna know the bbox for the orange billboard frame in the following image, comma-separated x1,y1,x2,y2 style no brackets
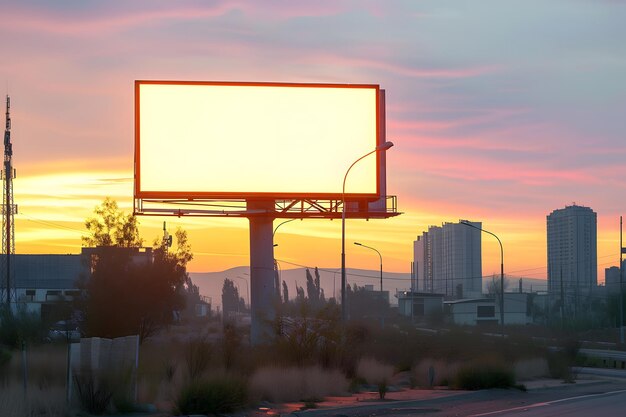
134,80,382,201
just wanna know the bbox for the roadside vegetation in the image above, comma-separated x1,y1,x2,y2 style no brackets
0,198,599,415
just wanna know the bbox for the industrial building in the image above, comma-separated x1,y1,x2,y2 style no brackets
5,247,153,320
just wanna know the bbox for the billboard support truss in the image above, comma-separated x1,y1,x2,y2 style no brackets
134,195,398,219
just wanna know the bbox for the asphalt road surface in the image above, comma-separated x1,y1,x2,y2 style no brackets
293,380,626,417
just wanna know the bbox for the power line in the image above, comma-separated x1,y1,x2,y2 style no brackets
19,213,85,235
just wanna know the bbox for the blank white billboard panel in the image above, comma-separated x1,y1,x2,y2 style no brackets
135,81,380,200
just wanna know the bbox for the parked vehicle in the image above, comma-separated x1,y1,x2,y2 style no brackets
47,320,81,342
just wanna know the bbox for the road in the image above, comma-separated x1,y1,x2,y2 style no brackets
293,379,626,417
467,388,626,416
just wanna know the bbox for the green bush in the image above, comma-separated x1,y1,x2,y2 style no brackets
547,337,580,383
454,362,515,390
0,347,11,367
175,376,247,415
0,306,47,348
0,347,11,385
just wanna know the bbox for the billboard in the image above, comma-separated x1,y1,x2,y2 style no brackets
135,81,381,200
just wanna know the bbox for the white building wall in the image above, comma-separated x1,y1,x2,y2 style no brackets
413,236,425,291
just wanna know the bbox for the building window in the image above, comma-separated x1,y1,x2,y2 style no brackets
477,305,495,318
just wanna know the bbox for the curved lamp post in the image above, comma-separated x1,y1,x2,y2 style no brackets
273,218,297,237
460,221,504,337
354,242,383,292
234,275,250,309
341,141,394,322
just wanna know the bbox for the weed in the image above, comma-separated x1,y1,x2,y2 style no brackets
349,376,367,393
184,336,213,381
356,357,394,387
301,399,319,409
378,380,388,399
250,366,348,403
453,361,515,390
74,373,114,415
175,375,247,415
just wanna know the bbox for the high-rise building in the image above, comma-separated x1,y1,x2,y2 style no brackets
547,205,597,316
413,220,482,299
413,234,426,291
604,259,626,294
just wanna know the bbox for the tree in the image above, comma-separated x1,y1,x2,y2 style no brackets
222,279,245,317
78,198,190,342
486,274,509,297
80,247,187,342
282,280,289,303
82,197,143,247
295,284,306,304
306,268,319,304
305,267,325,306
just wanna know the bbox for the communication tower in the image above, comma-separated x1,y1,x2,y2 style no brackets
2,96,17,305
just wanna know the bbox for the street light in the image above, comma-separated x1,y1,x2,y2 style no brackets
460,221,504,337
273,218,297,237
354,242,383,292
234,275,250,309
273,218,297,300
341,141,394,322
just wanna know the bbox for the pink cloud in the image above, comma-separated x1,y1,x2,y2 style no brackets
304,53,499,79
0,1,385,37
392,150,598,187
388,108,530,133
0,3,237,36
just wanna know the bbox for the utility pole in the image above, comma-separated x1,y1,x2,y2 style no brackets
2,96,17,306
619,216,624,344
560,266,564,328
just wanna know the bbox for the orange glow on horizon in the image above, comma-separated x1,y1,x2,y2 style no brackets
11,166,622,289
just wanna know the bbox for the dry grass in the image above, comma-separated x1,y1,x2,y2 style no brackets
0,384,66,417
5,344,67,388
356,357,395,385
514,358,549,381
1,345,67,416
414,360,461,387
250,366,348,403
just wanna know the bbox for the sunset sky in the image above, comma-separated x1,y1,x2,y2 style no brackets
1,0,625,287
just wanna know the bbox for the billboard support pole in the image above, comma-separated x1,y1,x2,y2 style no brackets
248,200,276,345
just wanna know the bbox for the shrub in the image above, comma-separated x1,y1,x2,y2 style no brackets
222,323,241,370
0,385,66,417
514,358,549,381
414,360,460,388
175,375,247,415
378,380,388,399
547,337,580,383
250,366,348,403
74,373,114,415
0,348,10,387
453,362,515,390
356,357,394,386
0,307,47,348
184,337,213,381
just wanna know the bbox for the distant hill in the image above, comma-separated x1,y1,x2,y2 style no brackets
190,267,548,311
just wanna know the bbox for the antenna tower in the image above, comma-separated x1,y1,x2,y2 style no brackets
2,96,17,305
